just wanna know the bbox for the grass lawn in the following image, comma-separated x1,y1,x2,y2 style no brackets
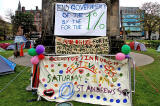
0,40,14,44
0,50,94,106
0,48,160,106
132,49,160,106
0,49,28,58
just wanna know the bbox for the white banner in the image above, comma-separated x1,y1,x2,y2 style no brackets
38,55,131,106
55,37,109,54
54,3,107,36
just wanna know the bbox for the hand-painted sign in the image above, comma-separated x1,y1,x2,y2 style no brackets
55,37,109,54
38,55,131,106
54,3,107,36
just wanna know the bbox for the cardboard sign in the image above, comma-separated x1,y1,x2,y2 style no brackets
54,3,107,36
38,55,131,106
56,37,109,54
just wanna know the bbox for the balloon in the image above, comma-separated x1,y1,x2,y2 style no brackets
28,48,37,56
30,56,39,64
121,45,131,54
125,54,130,58
115,53,125,61
36,45,45,55
38,54,45,60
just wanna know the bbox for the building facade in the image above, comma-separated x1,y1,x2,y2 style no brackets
16,1,42,36
120,7,144,38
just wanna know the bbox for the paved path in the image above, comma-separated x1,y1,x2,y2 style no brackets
8,52,154,67
8,53,32,67
130,52,154,67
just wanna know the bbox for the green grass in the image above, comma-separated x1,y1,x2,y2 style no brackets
0,48,160,106
0,40,14,44
132,49,160,106
0,50,14,58
0,49,28,58
126,40,160,43
0,50,95,106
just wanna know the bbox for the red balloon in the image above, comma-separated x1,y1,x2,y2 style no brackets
38,54,45,60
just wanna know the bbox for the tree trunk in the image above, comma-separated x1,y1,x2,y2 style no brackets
3,30,6,40
158,26,160,40
148,30,152,40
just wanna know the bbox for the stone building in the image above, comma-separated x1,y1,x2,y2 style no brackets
16,1,42,35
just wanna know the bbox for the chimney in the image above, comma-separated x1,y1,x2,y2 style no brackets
36,6,38,10
22,6,25,12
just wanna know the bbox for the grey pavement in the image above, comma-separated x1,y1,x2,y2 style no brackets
8,52,154,67
8,53,32,67
130,52,154,67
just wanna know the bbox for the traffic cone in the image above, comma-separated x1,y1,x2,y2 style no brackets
20,43,24,56
30,43,32,48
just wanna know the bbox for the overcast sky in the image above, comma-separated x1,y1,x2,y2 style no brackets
0,0,160,21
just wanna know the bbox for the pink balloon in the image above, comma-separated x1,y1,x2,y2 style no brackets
31,56,39,64
115,53,126,61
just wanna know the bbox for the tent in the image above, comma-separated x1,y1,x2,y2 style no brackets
6,44,15,50
0,55,16,75
14,36,27,43
6,43,25,50
0,47,5,52
0,43,10,49
157,45,160,52
134,41,147,51
129,41,134,50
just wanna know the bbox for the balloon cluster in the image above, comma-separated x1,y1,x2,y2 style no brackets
28,45,45,64
115,45,131,61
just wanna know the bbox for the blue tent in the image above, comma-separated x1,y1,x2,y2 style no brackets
157,45,160,52
6,44,15,50
14,36,27,43
6,43,25,50
0,55,16,75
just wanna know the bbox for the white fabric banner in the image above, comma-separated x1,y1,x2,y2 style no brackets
55,37,109,54
38,55,131,106
54,3,107,36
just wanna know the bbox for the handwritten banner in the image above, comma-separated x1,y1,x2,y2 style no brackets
54,3,107,36
56,37,109,54
38,55,131,106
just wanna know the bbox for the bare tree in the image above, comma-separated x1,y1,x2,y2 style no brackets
140,2,160,40
5,9,14,22
0,16,8,40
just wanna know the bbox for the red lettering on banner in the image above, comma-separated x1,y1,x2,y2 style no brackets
114,62,119,66
67,67,72,72
68,40,74,45
63,40,68,44
95,56,98,61
89,56,93,61
100,58,103,62
75,40,79,44
71,57,76,61
79,61,83,67
85,56,89,60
